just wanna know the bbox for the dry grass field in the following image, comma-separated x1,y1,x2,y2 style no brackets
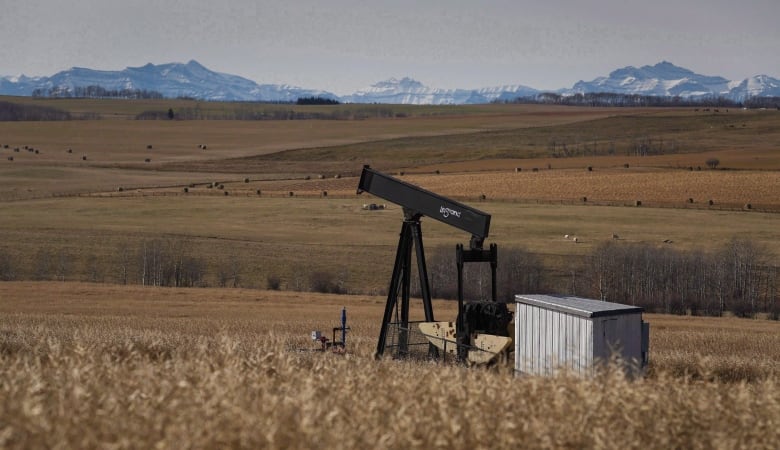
1,98,780,448
1,282,779,449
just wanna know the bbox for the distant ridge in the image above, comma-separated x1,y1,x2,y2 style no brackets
1,60,778,104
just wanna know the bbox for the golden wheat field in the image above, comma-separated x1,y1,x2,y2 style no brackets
1,282,779,449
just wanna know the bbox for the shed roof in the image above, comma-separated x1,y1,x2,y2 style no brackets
515,294,643,318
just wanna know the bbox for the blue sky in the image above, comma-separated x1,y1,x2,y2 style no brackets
1,0,778,95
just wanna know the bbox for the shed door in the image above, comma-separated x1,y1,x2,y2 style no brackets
601,318,618,359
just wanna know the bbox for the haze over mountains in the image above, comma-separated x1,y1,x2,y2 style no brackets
1,60,778,105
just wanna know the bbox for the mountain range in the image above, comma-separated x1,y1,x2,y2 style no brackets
1,60,778,105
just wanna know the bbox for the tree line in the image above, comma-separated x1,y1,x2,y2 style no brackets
135,105,403,121
0,237,776,319
0,100,71,121
32,85,163,99
505,92,780,109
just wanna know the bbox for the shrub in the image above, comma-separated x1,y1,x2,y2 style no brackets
706,157,720,169
266,275,281,290
309,271,343,294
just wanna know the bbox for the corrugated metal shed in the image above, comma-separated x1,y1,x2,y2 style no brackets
515,294,648,377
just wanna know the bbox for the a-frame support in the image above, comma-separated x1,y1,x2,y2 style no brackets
375,209,435,358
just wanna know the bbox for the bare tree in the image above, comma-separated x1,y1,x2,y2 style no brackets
706,157,720,169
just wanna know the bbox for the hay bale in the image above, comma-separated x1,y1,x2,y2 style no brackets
587,166,593,172
581,196,587,202
256,189,262,195
687,198,694,204
435,169,440,174
515,167,522,172
67,148,72,153
224,191,229,196
635,200,642,207
82,155,87,161
480,194,487,200
289,191,294,197
202,145,207,150
304,175,311,180
183,187,189,193
144,158,151,163
334,174,341,179
244,178,249,183
218,184,224,190
117,187,124,192
623,163,630,168
744,203,752,210
322,191,328,197
147,144,153,149
7,156,13,161
318,174,325,179
708,199,714,206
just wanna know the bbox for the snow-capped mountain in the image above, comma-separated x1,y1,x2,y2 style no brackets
1,60,778,104
0,60,337,102
727,75,780,101
342,77,538,105
566,61,780,100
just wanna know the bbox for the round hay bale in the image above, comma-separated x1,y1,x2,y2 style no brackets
289,191,294,197
67,148,72,153
224,191,229,196
687,198,694,203
304,175,311,180
144,158,151,163
399,171,405,176
318,174,325,179
7,156,13,161
708,199,714,206
635,200,642,207
82,155,87,161
322,191,328,197
147,144,153,149
515,167,522,172
587,166,593,172
202,145,207,150
480,194,487,201
207,183,213,189
218,184,224,190
435,169,440,174
623,163,630,168
183,187,189,193
244,178,249,183
117,187,124,192
256,189,262,195
744,203,752,210
34,149,39,154
581,196,587,202
334,174,341,179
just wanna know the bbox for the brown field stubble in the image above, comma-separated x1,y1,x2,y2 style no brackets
1,282,779,449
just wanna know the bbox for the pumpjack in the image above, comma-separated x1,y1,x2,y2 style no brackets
357,166,512,364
